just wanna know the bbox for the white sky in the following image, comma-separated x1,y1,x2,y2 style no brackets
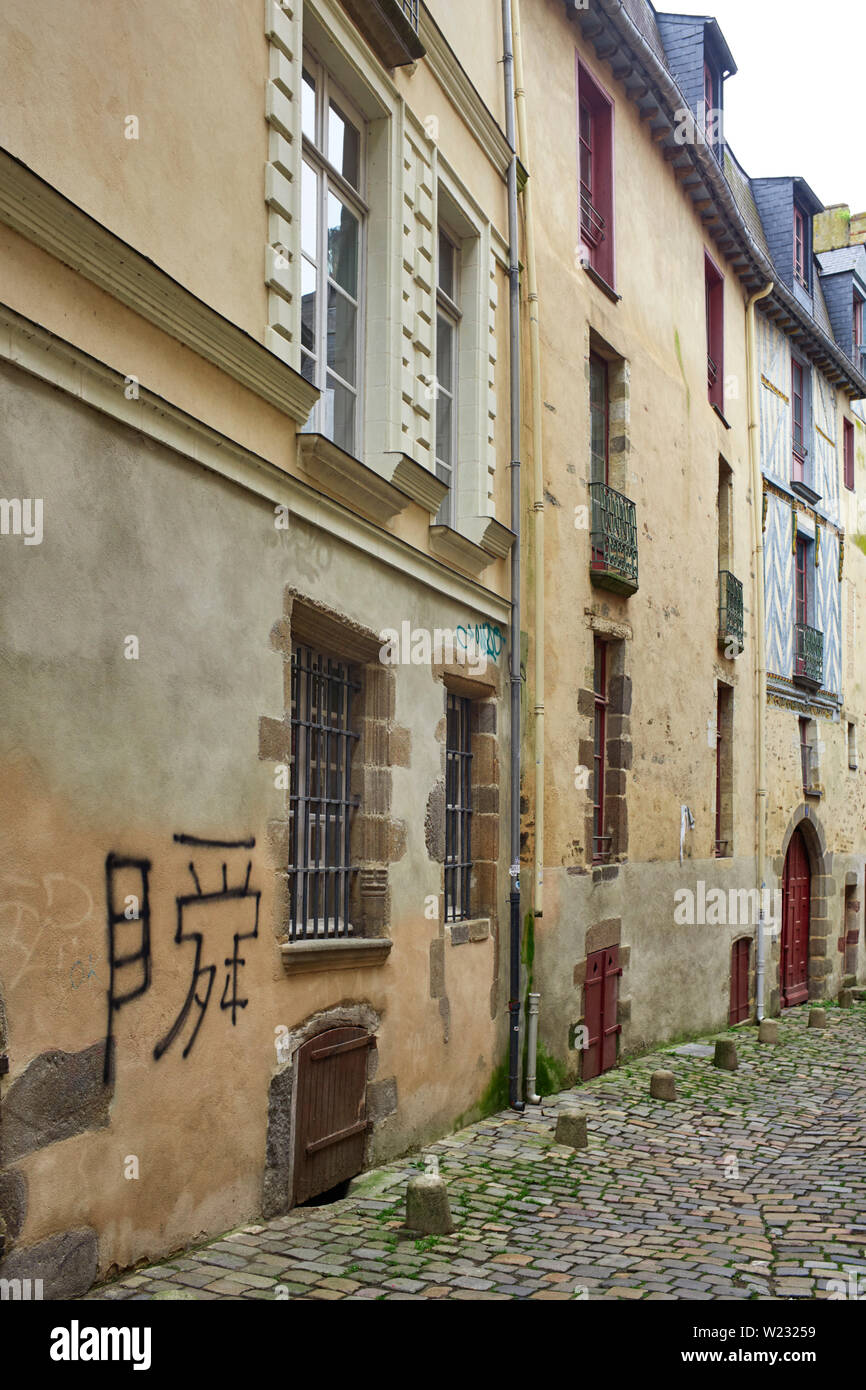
656,0,866,212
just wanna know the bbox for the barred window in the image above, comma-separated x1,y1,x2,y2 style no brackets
445,693,473,921
289,645,360,939
592,636,610,864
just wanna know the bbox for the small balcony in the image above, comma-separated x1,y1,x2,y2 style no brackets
793,622,823,690
589,481,638,596
339,0,424,67
718,570,744,654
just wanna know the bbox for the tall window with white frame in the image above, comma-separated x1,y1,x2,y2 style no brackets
435,228,460,526
300,57,365,456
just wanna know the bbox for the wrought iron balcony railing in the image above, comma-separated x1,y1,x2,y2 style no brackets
718,571,744,654
794,622,823,689
707,353,719,390
589,481,638,595
400,0,419,29
580,189,606,248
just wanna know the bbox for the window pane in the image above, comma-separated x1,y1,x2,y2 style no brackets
436,390,453,468
589,355,607,484
327,285,357,385
327,193,359,296
328,101,361,189
328,375,356,454
438,229,455,298
437,313,454,390
301,259,317,355
302,68,317,143
301,161,318,259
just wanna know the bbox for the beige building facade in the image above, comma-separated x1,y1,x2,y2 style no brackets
0,0,518,1293
1,0,865,1296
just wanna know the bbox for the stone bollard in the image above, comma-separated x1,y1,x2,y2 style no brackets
650,1070,677,1101
808,1008,827,1029
405,1174,454,1235
757,1019,778,1044
554,1110,588,1150
713,1039,738,1071
838,989,854,1009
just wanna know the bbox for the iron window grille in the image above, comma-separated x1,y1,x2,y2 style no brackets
400,0,419,29
445,694,473,921
718,570,744,652
589,480,639,593
715,691,725,857
288,644,360,939
592,637,611,864
799,717,814,792
794,622,823,689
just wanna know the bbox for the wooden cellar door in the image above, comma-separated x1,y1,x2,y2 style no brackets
292,1027,372,1205
583,945,622,1081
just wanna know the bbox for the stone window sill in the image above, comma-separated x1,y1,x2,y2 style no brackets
280,937,393,974
446,917,491,945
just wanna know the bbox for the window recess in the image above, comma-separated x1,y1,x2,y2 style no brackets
300,57,366,458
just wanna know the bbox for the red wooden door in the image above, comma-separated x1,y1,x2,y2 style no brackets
293,1027,371,1205
729,937,750,1023
782,828,811,1007
583,945,621,1080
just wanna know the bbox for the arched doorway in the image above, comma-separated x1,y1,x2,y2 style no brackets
781,826,811,1007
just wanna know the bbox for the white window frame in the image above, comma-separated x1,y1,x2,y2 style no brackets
300,50,367,458
434,225,461,527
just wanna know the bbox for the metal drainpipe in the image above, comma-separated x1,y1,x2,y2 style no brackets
525,993,542,1105
747,281,774,1021
511,0,545,930
502,0,524,1112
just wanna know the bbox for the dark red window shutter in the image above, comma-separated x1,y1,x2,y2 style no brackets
577,60,614,289
705,254,724,411
844,418,855,492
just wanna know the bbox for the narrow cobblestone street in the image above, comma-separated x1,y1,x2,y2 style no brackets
84,1003,866,1302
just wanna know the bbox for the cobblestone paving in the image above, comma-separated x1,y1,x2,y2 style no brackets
85,1002,866,1301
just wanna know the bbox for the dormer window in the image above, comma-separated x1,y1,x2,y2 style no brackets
854,292,864,353
794,206,809,290
702,62,719,149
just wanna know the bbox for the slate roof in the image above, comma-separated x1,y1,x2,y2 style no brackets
818,246,866,277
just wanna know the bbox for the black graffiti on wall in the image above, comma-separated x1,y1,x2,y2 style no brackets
102,836,259,1080
103,854,152,1084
